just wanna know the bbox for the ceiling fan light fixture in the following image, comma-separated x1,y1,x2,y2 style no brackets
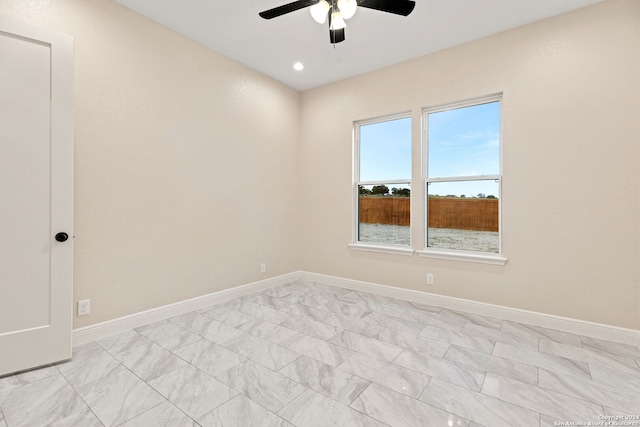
337,0,357,20
259,0,416,45
310,0,330,24
329,11,347,30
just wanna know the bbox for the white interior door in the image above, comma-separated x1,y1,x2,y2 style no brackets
0,18,74,377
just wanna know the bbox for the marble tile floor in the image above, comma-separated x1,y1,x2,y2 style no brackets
1,280,639,426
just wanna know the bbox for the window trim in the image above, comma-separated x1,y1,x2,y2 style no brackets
421,94,505,261
416,248,507,265
352,111,412,250
348,243,415,256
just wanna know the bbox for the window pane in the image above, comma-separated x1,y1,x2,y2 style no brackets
360,117,411,182
358,183,410,246
427,180,499,253
428,101,500,178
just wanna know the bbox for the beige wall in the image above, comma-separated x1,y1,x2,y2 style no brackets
1,0,302,328
2,0,638,331
299,0,640,329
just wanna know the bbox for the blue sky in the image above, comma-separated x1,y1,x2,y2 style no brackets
360,117,412,182
359,101,500,197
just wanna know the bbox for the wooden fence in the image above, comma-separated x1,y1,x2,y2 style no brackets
359,197,410,226
359,196,498,232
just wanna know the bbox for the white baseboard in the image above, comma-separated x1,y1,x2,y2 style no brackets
74,270,639,348
72,272,302,345
300,271,640,347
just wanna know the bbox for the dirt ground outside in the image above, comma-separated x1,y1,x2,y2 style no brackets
358,223,499,253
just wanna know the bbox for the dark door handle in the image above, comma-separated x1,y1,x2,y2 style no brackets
55,232,69,242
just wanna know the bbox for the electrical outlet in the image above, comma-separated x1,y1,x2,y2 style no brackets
426,274,434,285
77,299,90,316
260,263,267,273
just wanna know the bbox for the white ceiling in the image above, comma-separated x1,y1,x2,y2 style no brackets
114,0,604,91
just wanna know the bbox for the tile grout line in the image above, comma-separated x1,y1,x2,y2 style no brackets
277,352,378,416
468,375,547,426
535,368,628,416
273,379,310,424
55,360,109,427
112,400,170,427
481,370,608,422
98,339,196,426
416,389,476,426
345,383,393,427
252,287,431,421
414,374,433,403
99,325,265,425
192,306,312,422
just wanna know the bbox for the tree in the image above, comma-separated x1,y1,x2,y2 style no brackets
359,186,372,195
392,187,410,197
371,185,389,196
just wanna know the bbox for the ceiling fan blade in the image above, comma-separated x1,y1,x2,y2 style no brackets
259,0,318,19
329,28,346,43
358,0,415,16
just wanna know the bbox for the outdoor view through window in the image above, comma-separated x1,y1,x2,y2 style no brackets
356,115,411,246
426,98,501,253
354,98,501,254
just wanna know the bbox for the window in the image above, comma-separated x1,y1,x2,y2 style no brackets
423,96,503,257
352,114,412,251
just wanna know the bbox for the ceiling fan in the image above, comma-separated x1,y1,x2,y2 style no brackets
258,0,416,44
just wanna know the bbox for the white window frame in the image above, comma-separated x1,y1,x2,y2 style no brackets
417,94,507,265
349,112,414,256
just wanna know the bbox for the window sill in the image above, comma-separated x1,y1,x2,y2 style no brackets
416,249,507,265
348,243,414,256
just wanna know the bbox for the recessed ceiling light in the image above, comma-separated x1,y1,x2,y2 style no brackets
293,62,304,71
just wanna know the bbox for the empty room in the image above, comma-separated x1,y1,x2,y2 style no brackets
1,0,639,425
